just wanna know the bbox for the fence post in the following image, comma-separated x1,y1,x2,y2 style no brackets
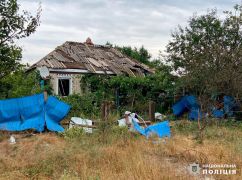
115,88,120,110
101,101,112,121
44,90,48,102
149,100,155,121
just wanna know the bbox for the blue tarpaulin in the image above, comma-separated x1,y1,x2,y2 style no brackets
223,96,234,117
172,95,201,120
132,120,146,136
45,96,70,132
212,109,224,118
0,93,70,132
212,96,235,118
172,97,188,116
132,119,171,138
173,95,236,120
145,121,171,138
188,108,203,120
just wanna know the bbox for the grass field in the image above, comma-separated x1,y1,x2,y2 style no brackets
0,120,241,180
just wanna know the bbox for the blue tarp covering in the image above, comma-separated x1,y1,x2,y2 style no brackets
223,96,234,117
212,96,235,118
172,97,188,116
0,93,70,132
172,95,201,120
133,120,146,136
45,96,70,132
212,109,224,118
173,95,236,120
145,121,171,138
188,108,203,120
132,119,171,138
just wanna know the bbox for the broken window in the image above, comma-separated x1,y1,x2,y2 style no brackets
58,79,70,96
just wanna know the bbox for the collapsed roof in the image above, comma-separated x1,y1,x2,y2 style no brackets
30,39,154,76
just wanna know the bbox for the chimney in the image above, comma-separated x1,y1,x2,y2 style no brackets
85,37,94,45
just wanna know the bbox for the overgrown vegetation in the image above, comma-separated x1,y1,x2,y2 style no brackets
0,0,41,99
0,120,241,179
0,0,41,79
166,4,242,97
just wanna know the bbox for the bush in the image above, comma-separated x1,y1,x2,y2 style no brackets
60,127,85,140
60,94,101,118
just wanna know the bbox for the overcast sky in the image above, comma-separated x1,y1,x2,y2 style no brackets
17,0,240,64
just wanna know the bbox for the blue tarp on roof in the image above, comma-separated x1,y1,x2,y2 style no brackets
0,93,70,132
132,119,171,138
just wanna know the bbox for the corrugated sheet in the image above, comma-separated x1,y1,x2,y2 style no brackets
30,41,154,76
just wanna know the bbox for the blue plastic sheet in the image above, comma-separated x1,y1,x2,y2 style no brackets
188,108,203,120
223,96,234,117
132,120,146,136
0,94,45,132
0,93,70,132
45,96,70,132
212,109,224,118
212,96,235,118
172,95,201,120
145,121,171,138
132,119,171,138
172,97,188,116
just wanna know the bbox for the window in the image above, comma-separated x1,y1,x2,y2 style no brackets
58,79,71,96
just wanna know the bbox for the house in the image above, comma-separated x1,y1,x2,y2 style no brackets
29,38,154,96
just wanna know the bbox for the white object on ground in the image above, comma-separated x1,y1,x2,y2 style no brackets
118,113,139,127
118,118,126,126
155,112,164,120
70,117,93,133
9,135,16,144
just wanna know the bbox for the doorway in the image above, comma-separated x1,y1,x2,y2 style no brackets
58,78,71,96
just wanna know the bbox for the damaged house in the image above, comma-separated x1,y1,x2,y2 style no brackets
29,38,154,96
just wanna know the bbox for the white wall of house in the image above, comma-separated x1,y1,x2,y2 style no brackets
49,73,83,96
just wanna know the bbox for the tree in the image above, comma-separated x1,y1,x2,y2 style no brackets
166,5,242,97
0,67,41,99
105,42,152,65
0,0,41,79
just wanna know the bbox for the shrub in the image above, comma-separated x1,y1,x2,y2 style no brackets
59,127,85,140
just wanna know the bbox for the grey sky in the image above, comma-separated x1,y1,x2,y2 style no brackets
17,0,240,64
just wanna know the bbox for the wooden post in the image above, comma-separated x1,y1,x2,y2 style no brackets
101,101,106,121
149,100,155,121
44,90,48,102
101,101,112,121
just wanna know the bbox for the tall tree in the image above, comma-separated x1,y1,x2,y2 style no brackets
117,45,151,65
0,0,41,79
166,5,242,97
